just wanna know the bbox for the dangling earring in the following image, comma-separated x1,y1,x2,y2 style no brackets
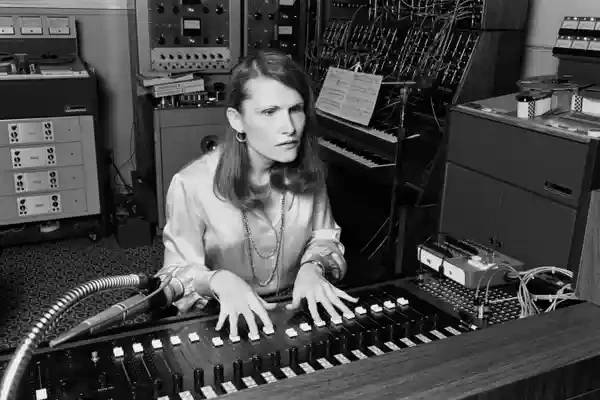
235,131,247,143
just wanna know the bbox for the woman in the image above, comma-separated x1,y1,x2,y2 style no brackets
157,50,357,340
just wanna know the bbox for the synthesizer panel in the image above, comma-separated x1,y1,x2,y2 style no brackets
244,0,306,61
0,282,471,400
131,0,243,75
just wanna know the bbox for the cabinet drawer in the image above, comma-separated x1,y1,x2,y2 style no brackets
0,166,85,197
447,111,590,207
0,189,88,223
0,142,83,171
0,116,86,147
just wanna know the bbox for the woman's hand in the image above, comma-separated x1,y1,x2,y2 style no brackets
210,270,277,338
286,262,358,324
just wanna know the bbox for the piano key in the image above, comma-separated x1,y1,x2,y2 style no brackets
319,138,393,168
317,110,398,143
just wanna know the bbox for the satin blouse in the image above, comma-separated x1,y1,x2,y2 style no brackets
157,148,347,312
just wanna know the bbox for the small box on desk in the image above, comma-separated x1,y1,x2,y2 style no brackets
114,216,153,248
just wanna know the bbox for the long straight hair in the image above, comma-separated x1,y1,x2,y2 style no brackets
213,51,326,210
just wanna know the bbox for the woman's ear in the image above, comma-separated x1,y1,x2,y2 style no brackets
226,107,244,134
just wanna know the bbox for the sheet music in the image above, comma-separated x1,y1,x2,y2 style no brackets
315,67,383,126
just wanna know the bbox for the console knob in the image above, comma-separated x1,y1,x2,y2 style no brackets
289,347,298,367
233,359,243,384
324,339,332,358
339,334,348,354
356,331,365,350
305,343,315,364
252,355,262,372
214,364,224,386
269,351,281,368
254,12,262,20
172,372,183,392
193,368,204,392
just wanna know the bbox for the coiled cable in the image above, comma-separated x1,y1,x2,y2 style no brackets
0,273,147,400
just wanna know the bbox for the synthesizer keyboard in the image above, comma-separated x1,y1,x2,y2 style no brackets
0,281,470,400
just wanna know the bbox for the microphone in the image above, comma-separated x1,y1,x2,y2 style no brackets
49,273,185,347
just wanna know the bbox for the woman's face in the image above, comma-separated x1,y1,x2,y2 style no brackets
227,76,306,171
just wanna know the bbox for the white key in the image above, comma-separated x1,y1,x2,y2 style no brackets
222,381,237,393
352,349,368,359
157,396,169,400
179,391,194,400
299,322,312,332
262,326,275,335
354,306,367,315
229,335,241,343
170,336,182,346
248,332,260,341
314,319,326,328
396,297,409,306
112,347,124,358
281,367,297,377
300,362,315,373
317,358,334,369
415,334,431,343
334,354,351,364
242,376,258,388
261,371,278,383
370,304,383,313
201,386,218,398
151,339,163,349
330,316,343,325
35,388,48,400
383,300,396,310
188,332,200,342
211,337,224,347
343,311,355,320
132,343,143,354
368,345,385,356
385,341,401,351
445,326,462,336
399,337,417,347
285,328,298,338
430,330,447,339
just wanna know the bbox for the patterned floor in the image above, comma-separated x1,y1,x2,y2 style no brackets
0,236,164,351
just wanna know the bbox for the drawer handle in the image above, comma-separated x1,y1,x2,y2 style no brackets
64,105,88,113
544,181,572,197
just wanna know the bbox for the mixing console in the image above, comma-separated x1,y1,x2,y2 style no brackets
0,282,470,400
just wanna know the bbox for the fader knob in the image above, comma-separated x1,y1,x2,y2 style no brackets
252,355,262,372
193,369,204,392
233,359,243,384
254,12,262,20
289,347,299,367
305,343,315,364
339,335,348,353
172,372,183,392
214,364,224,386
356,331,365,350
269,351,281,368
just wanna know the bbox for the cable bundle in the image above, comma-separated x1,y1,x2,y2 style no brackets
475,264,577,319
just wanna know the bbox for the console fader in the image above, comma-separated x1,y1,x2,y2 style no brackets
0,282,470,399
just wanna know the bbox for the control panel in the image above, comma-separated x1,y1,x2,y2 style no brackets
0,116,100,226
133,0,242,75
244,0,306,61
0,281,469,399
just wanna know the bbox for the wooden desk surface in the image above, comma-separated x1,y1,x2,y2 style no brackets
223,302,600,400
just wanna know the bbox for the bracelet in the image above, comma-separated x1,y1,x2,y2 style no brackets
208,269,225,302
300,260,326,276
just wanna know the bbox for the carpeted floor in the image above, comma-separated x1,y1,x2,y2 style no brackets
0,236,164,351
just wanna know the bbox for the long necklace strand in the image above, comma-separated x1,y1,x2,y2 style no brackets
242,192,286,286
